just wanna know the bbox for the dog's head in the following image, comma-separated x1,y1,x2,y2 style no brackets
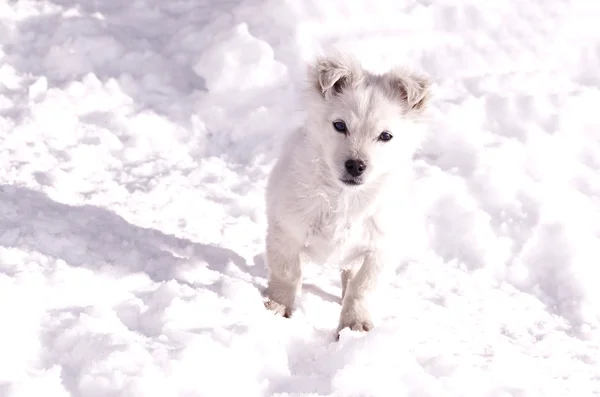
304,53,431,188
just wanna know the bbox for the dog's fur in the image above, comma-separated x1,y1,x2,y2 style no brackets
263,52,432,337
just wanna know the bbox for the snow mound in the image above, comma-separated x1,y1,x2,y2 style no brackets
1,0,600,396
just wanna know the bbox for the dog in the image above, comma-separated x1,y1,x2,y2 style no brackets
263,52,432,338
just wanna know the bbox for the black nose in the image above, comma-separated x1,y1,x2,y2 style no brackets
345,159,366,177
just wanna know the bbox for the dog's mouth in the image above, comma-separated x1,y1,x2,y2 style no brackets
340,179,362,186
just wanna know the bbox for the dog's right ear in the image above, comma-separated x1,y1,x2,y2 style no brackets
308,53,362,99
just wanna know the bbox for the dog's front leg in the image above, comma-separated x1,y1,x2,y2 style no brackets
264,223,303,318
340,266,358,301
337,252,382,336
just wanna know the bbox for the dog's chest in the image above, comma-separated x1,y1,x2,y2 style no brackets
301,196,371,266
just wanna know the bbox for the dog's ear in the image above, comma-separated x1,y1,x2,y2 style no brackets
388,68,431,113
309,53,362,98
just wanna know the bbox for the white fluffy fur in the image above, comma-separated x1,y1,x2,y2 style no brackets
263,52,432,337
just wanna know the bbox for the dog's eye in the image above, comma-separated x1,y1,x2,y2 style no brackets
378,131,393,142
332,120,347,134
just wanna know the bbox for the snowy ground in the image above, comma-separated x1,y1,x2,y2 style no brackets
1,0,600,396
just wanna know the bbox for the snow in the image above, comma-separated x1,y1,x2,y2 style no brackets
1,0,600,395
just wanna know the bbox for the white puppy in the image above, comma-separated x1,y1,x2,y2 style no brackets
263,52,431,338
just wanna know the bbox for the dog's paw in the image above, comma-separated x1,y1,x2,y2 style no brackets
341,319,374,332
263,297,293,318
335,319,374,341
336,298,373,339
336,318,374,338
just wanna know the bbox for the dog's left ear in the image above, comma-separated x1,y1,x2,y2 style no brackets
309,53,363,99
389,69,431,113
